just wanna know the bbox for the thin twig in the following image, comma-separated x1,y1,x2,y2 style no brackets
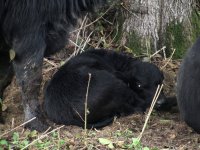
43,66,58,74
121,3,140,19
161,48,176,70
79,31,93,52
44,58,58,67
138,84,163,141
84,73,92,146
150,46,166,58
75,14,89,52
0,117,36,137
64,31,93,63
72,107,85,123
70,4,114,33
21,125,65,150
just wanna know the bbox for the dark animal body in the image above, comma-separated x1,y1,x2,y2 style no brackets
44,49,164,128
0,0,105,131
177,37,200,133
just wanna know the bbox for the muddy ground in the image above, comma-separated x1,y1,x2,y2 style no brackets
0,49,200,149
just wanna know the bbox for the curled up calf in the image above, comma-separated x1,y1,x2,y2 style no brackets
44,49,164,128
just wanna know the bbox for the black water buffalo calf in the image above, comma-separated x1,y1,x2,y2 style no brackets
177,37,200,133
0,0,105,131
44,49,164,128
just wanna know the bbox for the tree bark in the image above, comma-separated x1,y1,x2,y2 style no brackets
120,0,196,57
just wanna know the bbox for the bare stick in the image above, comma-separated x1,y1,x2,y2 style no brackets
84,73,92,146
138,84,163,141
150,46,166,58
0,117,36,137
82,32,93,50
70,4,114,33
44,58,58,67
21,125,65,150
75,14,88,52
64,31,93,64
72,107,85,123
161,48,176,70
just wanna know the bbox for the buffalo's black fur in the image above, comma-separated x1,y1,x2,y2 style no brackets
177,37,200,133
44,49,164,128
0,0,105,131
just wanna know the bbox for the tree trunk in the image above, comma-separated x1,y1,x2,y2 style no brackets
120,0,198,58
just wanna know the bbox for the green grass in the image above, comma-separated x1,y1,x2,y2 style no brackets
0,128,159,149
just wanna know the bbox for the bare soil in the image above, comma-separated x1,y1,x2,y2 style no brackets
1,50,200,150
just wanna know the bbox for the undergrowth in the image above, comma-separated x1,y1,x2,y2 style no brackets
0,129,157,149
